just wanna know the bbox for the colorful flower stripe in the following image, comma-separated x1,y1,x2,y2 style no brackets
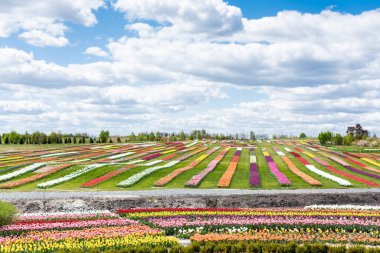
153,147,220,187
108,152,135,160
145,215,380,228
141,153,162,160
0,164,72,189
0,218,138,233
280,156,321,186
344,157,380,174
118,208,380,219
0,163,46,182
262,150,291,186
249,148,260,187
361,158,380,168
0,234,177,253
117,160,179,187
18,210,118,221
190,229,380,245
81,165,137,187
294,148,378,187
287,150,352,186
217,148,242,188
319,153,380,180
305,205,380,210
0,225,160,244
37,164,106,188
117,147,208,187
185,148,230,187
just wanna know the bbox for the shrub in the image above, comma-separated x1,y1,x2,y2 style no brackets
0,201,17,226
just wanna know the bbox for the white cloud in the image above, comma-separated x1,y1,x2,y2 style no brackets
84,47,109,57
1,2,380,135
114,0,243,36
0,0,104,47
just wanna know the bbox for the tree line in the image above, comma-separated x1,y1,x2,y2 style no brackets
0,129,271,145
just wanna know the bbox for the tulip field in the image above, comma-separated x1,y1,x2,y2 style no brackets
2,206,380,252
0,140,380,191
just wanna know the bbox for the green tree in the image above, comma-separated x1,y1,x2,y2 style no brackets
318,131,333,146
117,137,121,143
250,131,256,141
99,130,110,143
332,133,343,145
89,137,94,143
129,132,136,142
179,130,186,141
343,134,353,146
299,133,307,138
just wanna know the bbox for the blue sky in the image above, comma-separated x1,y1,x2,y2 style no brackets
0,0,379,136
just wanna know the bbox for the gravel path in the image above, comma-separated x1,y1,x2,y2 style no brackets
1,188,380,200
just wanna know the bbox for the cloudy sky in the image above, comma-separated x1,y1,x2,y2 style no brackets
1,0,380,137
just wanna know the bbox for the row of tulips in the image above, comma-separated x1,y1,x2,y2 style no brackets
294,147,377,187
287,150,352,186
144,214,380,231
118,207,380,218
0,227,177,253
0,163,46,182
37,164,106,188
190,227,380,245
82,145,204,188
185,148,230,187
320,152,380,180
262,149,291,186
249,148,260,187
17,210,118,221
274,147,321,186
0,218,138,235
117,147,208,187
0,164,72,189
153,147,220,187
217,148,242,188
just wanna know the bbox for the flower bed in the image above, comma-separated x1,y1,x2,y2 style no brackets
287,149,352,186
217,148,242,188
185,148,230,187
0,164,72,189
249,148,260,187
262,150,291,186
37,164,106,188
0,163,46,183
154,147,220,187
117,207,380,245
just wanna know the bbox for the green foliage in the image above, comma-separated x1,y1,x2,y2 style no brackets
99,130,110,143
299,132,307,138
0,201,17,226
318,131,333,146
52,242,380,253
343,134,353,146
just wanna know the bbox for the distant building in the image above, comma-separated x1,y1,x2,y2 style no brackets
346,124,369,138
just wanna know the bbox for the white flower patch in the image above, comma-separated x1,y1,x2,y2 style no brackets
90,145,114,150
305,204,380,210
37,164,106,188
118,160,180,187
305,164,352,186
284,148,292,152
142,160,163,166
40,152,78,158
108,152,135,160
185,141,198,147
69,158,91,163
125,159,145,165
276,151,285,156
250,156,257,163
0,163,46,182
306,147,318,152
